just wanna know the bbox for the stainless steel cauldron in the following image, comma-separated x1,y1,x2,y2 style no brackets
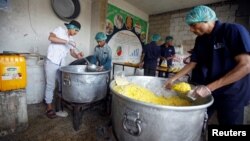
60,65,110,103
110,76,214,141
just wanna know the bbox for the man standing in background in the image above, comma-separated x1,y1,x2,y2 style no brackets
158,36,176,78
139,34,162,76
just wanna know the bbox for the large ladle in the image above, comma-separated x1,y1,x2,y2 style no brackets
82,57,98,72
72,46,97,71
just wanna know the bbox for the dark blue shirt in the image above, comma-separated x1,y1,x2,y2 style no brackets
143,41,161,69
190,21,250,106
160,45,175,66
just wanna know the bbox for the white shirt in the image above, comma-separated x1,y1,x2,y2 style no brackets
46,26,74,65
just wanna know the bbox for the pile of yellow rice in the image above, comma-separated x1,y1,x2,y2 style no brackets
171,82,191,95
113,83,191,106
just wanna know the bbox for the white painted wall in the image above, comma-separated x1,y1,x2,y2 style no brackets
0,0,92,64
89,0,108,55
108,0,149,76
108,0,149,44
0,0,148,66
108,0,148,22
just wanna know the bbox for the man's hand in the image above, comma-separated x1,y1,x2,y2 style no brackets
139,62,144,69
193,85,211,97
76,52,83,59
164,78,175,89
97,66,104,71
166,57,172,60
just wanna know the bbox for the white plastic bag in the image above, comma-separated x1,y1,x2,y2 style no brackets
160,59,167,67
114,71,129,86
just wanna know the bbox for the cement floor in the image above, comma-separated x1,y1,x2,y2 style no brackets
0,102,116,141
0,101,217,141
2,93,238,141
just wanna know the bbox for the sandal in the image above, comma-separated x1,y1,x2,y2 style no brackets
46,109,57,119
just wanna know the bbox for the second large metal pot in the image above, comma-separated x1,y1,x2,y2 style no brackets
60,65,110,103
110,76,214,141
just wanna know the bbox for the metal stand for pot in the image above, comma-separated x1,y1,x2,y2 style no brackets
56,93,112,131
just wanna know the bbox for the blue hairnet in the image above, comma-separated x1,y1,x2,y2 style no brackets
95,32,107,41
151,34,161,42
66,24,80,31
185,5,217,25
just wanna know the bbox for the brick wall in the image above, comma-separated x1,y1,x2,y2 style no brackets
148,2,239,53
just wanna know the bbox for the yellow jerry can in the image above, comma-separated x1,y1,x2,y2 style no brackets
0,54,27,91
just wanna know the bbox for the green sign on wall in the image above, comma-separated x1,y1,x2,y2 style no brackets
106,4,148,44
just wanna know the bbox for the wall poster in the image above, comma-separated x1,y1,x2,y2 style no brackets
106,4,148,63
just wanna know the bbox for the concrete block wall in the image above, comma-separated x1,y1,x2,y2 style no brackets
148,2,239,53
148,14,171,42
0,90,28,136
90,0,108,54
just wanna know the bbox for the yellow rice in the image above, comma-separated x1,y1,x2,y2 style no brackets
113,83,191,106
171,82,191,95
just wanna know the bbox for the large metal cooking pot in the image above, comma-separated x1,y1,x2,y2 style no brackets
110,76,214,141
60,65,110,103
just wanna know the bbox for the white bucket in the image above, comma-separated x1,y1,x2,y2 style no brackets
26,54,45,104
25,53,45,66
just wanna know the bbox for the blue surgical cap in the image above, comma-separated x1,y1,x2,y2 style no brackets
151,34,161,42
95,32,107,41
66,24,80,31
185,5,217,25
65,20,81,30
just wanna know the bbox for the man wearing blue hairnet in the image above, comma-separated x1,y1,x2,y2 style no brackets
158,36,176,78
139,34,162,76
93,32,112,70
165,5,250,125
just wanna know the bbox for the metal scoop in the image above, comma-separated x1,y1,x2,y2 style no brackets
170,82,197,101
82,57,98,72
176,89,197,101
186,90,197,100
87,64,97,72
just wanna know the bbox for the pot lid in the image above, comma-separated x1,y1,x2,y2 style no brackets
51,0,80,21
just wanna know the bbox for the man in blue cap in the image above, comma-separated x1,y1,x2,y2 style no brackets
158,36,176,78
139,34,162,76
44,20,83,119
165,5,250,125
92,32,112,70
